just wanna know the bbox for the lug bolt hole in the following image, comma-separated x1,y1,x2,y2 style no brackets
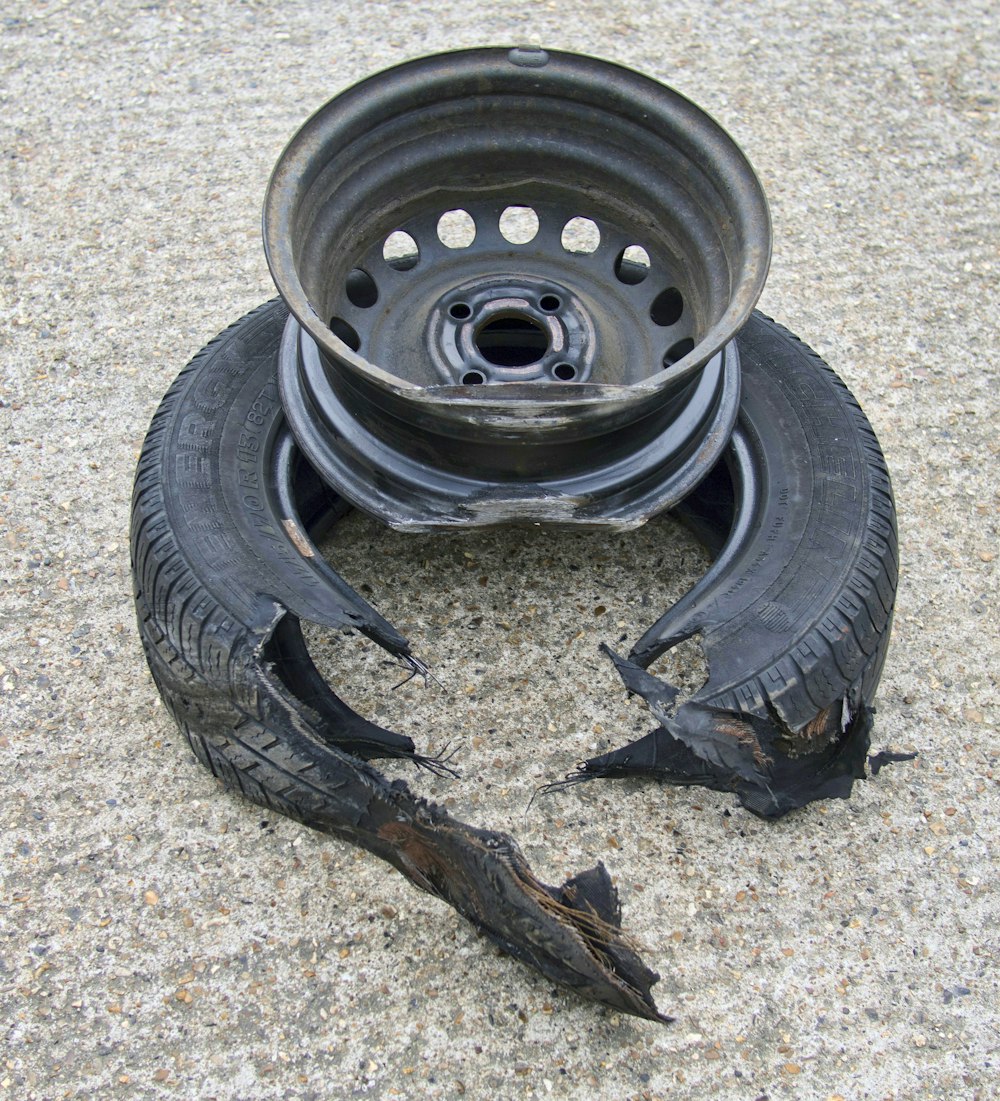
449,302,472,320
539,294,561,313
553,363,576,381
462,370,485,385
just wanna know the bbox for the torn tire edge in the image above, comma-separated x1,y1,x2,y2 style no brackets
131,301,669,1022
548,314,909,817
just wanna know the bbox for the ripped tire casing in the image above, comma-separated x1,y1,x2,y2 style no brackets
132,300,668,1023
131,301,897,1019
574,314,898,817
656,313,897,720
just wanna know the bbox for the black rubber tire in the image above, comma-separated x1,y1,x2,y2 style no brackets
131,299,428,810
646,314,897,718
130,300,897,1015
130,299,674,1022
131,299,897,826
574,312,899,816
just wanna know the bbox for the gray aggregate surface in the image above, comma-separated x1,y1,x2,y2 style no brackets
1,1,997,1098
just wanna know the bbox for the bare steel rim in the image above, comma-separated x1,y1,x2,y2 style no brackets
264,46,771,529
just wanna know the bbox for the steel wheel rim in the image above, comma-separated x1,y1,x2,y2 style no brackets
264,47,771,528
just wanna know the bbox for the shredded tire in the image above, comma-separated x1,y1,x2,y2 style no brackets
131,301,899,1019
557,312,900,817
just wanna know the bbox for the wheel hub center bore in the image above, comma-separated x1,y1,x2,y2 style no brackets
475,314,547,368
429,276,595,385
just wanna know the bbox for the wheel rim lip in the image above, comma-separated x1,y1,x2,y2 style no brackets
279,315,743,530
262,45,772,413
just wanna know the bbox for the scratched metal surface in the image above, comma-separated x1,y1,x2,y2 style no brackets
1,2,997,1098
